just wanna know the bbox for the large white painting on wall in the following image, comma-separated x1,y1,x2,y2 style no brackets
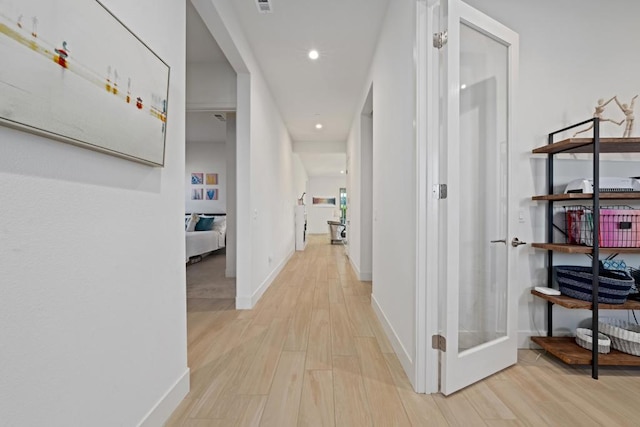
0,0,170,166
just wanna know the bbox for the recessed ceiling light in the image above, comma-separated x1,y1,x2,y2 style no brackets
340,170,345,174
460,84,467,89
308,50,319,60
315,123,323,129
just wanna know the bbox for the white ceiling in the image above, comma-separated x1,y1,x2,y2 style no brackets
229,0,389,142
296,153,347,177
185,0,390,175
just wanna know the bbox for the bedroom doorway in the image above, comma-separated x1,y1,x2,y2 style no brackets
185,0,238,307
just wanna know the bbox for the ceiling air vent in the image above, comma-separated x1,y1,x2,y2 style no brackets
214,113,226,122
255,0,273,14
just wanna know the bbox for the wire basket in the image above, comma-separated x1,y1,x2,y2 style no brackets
565,205,640,247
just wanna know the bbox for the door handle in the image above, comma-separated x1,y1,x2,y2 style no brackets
490,239,506,244
511,237,527,247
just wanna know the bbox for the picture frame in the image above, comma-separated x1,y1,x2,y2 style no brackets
191,188,202,200
0,0,170,166
205,188,218,200
206,173,218,185
191,173,203,185
312,197,336,206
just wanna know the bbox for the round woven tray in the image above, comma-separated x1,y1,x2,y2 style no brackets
575,328,611,354
599,318,640,356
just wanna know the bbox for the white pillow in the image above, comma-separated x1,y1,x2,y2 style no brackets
212,217,227,234
186,213,199,232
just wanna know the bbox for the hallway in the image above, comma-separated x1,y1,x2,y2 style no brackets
167,235,640,426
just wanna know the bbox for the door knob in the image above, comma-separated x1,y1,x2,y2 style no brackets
511,237,527,247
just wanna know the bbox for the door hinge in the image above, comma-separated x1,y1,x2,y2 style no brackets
432,184,448,200
433,30,448,49
432,334,447,352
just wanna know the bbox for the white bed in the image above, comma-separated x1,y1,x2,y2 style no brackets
185,213,227,261
186,229,225,259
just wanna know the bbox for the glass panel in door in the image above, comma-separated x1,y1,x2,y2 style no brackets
457,23,508,352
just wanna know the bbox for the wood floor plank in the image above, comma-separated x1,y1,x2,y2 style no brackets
165,397,198,427
284,285,315,351
332,356,373,427
236,317,289,394
260,351,307,427
344,296,374,337
182,419,233,427
274,285,302,320
364,303,395,354
235,395,268,427
433,392,489,426
485,373,550,426
462,382,517,421
535,400,600,427
354,337,411,425
298,370,335,427
313,282,330,310
306,308,332,370
330,303,356,356
328,278,345,305
383,354,449,426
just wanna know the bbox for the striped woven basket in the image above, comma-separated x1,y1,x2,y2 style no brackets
554,266,634,304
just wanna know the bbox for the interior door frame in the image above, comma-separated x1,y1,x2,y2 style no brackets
426,0,519,395
415,0,442,394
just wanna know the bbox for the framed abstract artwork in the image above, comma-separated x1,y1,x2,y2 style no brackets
205,188,218,200
205,173,218,185
191,173,203,185
312,197,336,206
191,188,202,200
0,0,170,166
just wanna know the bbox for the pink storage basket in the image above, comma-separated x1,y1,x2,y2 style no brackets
564,206,640,248
600,208,640,247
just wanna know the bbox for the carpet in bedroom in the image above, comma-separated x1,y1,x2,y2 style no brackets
186,249,235,302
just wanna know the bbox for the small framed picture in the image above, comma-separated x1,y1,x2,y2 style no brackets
206,173,218,185
191,188,203,200
206,188,218,200
191,173,204,185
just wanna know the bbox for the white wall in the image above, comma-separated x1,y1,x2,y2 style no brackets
0,0,188,425
186,62,237,111
307,176,346,234
463,0,640,345
292,153,309,204
192,0,298,308
347,121,362,273
185,141,227,213
348,0,418,382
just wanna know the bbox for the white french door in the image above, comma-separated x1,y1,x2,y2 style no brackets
438,0,520,395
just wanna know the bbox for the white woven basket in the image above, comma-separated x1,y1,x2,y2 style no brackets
575,328,611,354
598,318,640,356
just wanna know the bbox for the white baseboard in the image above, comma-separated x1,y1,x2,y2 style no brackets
359,271,372,281
371,294,415,381
236,248,294,309
347,255,372,281
137,368,189,427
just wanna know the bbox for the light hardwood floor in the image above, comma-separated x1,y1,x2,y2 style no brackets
168,235,640,426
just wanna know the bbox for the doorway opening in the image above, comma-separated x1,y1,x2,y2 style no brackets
185,1,238,308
